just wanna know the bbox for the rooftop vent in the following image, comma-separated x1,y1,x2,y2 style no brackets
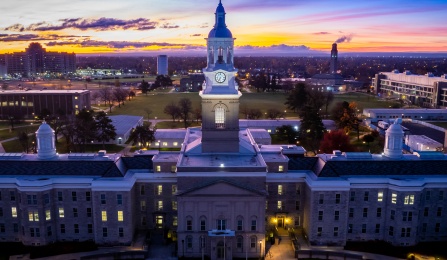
425,72,434,77
68,153,96,159
404,70,412,75
98,150,107,156
0,153,25,160
333,150,342,156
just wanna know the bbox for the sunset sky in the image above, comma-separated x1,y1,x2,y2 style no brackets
1,0,446,56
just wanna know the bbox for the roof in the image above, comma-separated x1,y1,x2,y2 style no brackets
314,153,447,177
155,129,187,139
108,115,143,135
311,73,344,80
0,159,123,177
208,27,233,38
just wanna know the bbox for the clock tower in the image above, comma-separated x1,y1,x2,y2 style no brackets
200,0,241,153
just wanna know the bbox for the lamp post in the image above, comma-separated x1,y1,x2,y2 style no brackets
158,140,161,151
259,240,262,260
182,239,184,259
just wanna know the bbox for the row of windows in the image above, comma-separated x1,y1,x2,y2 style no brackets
140,200,168,211
266,185,301,195
140,185,177,196
182,235,260,251
185,218,257,232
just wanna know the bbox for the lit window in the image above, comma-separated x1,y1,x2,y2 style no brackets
378,192,384,202
215,105,225,129
278,185,283,195
140,201,146,211
267,129,272,133
156,165,161,172
157,201,163,211
278,165,283,172
404,195,414,205
59,208,64,218
173,142,178,146
101,211,107,222
277,201,283,210
75,96,78,100
11,207,17,218
172,185,177,194
162,142,168,146
117,211,123,222
172,201,177,210
45,210,51,220
391,193,397,204
173,216,178,226
157,185,162,195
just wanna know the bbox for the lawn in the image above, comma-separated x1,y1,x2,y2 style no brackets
106,91,401,120
0,125,39,141
427,121,447,129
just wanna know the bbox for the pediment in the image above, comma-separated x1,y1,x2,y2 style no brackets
179,181,264,197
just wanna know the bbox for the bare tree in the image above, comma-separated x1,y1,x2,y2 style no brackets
193,107,202,123
178,98,192,128
143,108,153,120
164,102,180,122
266,108,284,119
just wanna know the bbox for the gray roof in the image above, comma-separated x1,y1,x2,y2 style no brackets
108,115,143,135
0,160,123,177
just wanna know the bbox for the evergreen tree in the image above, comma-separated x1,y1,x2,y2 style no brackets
297,106,326,154
95,111,117,149
128,122,156,148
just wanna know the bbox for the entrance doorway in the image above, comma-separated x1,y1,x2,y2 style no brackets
277,216,284,228
217,241,224,259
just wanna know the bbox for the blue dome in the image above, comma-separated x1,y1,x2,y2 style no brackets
208,27,233,38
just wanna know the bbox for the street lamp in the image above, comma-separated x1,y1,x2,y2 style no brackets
259,240,262,260
182,239,185,259
158,140,161,151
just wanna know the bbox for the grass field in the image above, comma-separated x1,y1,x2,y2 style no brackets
0,125,39,141
2,138,124,153
106,91,401,120
427,122,447,129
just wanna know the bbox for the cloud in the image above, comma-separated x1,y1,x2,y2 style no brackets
45,39,197,49
313,32,330,35
236,44,311,51
0,33,83,42
335,34,353,43
190,34,202,37
2,17,158,32
160,23,180,29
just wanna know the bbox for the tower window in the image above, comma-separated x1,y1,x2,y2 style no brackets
215,105,225,129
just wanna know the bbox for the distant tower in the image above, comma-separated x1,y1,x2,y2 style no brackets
330,43,338,74
26,42,46,76
200,0,240,153
157,55,168,75
36,121,57,159
384,119,404,159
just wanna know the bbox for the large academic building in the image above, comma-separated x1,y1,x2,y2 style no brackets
0,2,447,260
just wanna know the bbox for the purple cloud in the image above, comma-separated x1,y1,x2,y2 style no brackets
160,23,180,29
0,34,84,42
45,40,195,49
190,34,202,37
2,17,158,32
313,32,330,35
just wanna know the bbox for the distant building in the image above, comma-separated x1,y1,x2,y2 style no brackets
307,43,344,91
330,43,338,74
0,90,90,119
372,70,447,108
107,115,144,145
363,108,447,122
179,73,205,92
3,42,76,77
157,55,168,75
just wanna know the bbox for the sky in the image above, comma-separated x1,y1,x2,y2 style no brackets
0,0,446,56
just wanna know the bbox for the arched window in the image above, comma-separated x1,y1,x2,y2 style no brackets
199,216,207,231
215,105,225,129
236,235,244,252
186,235,193,251
186,216,193,231
236,216,244,231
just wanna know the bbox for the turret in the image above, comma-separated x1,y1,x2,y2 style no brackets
36,121,58,159
384,119,404,159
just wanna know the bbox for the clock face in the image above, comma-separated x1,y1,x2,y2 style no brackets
215,72,226,83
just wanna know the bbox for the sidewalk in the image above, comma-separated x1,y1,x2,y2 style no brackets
266,228,405,260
